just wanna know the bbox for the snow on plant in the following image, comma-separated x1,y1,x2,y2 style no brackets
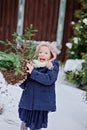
70,51,75,54
66,42,72,49
83,18,87,25
64,59,85,73
73,37,78,44
71,21,75,25
75,26,80,31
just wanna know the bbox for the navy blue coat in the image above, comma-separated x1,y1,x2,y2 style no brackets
19,59,59,112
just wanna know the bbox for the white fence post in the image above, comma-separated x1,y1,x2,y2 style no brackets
17,0,25,35
56,0,67,51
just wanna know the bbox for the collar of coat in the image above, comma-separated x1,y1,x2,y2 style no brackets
32,59,47,68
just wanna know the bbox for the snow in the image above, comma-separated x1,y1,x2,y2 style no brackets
83,18,87,25
64,59,85,72
0,66,87,130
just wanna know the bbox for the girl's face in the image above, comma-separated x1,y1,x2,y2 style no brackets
37,46,52,62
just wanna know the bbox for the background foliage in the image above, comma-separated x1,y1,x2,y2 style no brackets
65,0,87,90
66,0,87,59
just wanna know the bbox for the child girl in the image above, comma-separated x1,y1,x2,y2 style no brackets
18,42,59,130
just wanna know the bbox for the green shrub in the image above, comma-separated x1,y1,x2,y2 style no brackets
0,52,21,75
0,24,38,77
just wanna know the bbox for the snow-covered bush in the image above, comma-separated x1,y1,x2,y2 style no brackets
64,54,87,88
64,59,84,85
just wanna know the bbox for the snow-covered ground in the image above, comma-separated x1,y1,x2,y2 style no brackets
0,67,87,130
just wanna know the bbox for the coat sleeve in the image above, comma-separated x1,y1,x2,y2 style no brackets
19,73,30,89
30,60,59,86
19,79,27,89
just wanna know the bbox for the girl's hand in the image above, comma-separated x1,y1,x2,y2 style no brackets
46,61,54,70
26,62,34,74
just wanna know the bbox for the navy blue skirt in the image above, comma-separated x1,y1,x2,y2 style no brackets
18,108,48,130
